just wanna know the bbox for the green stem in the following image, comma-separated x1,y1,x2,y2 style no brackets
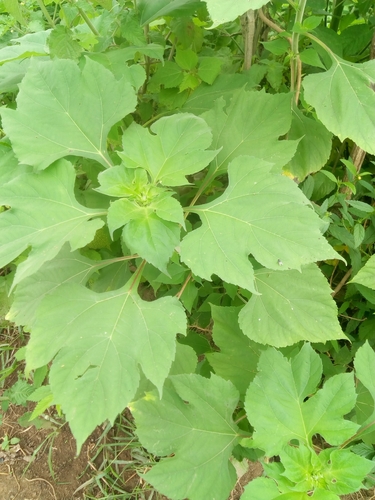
330,0,345,33
291,0,307,93
35,0,55,28
77,6,100,37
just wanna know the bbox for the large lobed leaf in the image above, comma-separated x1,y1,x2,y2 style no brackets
180,156,340,293
239,264,345,347
0,159,104,287
245,344,359,456
131,373,240,500
303,56,375,155
201,89,297,177
26,279,187,451
1,57,136,169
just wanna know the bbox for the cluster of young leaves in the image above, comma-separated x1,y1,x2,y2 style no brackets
0,0,375,498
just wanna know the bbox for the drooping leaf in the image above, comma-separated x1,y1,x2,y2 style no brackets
0,30,50,65
131,374,240,500
1,58,137,169
285,107,332,182
350,255,375,289
180,156,340,293
26,280,187,450
138,0,202,26
245,344,359,456
303,55,375,155
0,159,104,287
238,264,345,347
201,89,297,177
204,0,270,28
207,305,264,396
118,114,218,186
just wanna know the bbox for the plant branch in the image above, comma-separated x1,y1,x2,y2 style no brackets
36,0,55,28
129,260,146,292
331,268,352,297
241,10,257,70
291,0,307,94
176,272,192,300
258,8,291,44
77,6,100,36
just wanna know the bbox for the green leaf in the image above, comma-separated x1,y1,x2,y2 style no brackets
26,280,186,450
181,156,341,293
197,57,222,84
201,89,297,177
1,58,137,169
0,159,104,287
7,245,98,329
303,56,375,155
245,344,359,455
206,306,264,397
285,108,332,182
108,199,181,272
350,255,375,289
239,264,345,347
131,374,240,500
182,73,255,114
205,0,270,28
48,26,83,61
354,342,375,428
118,114,218,186
353,223,365,248
319,448,374,495
138,0,202,25
262,38,290,56
175,48,198,70
0,31,49,65
299,48,326,69
148,61,184,91
3,0,26,25
240,477,282,500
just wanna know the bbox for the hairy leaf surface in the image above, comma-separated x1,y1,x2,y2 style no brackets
0,160,104,287
131,374,240,500
245,345,359,456
1,58,136,169
7,245,98,328
118,114,218,186
201,89,297,176
181,156,340,292
27,280,186,450
303,56,375,155
239,264,345,347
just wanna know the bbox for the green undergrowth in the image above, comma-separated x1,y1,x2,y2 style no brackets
0,0,375,499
